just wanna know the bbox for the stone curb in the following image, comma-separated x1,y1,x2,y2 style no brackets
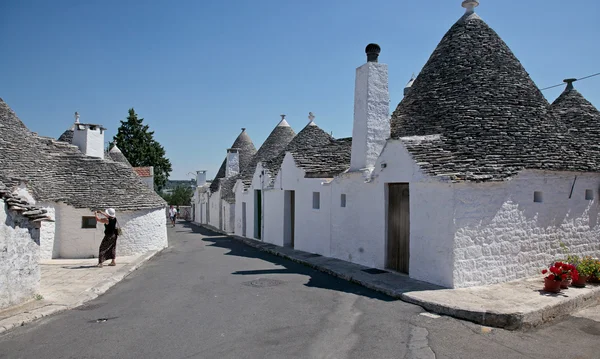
192,222,600,330
0,248,163,336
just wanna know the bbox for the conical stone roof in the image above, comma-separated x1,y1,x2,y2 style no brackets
221,117,296,202
57,127,74,143
209,128,257,192
0,98,165,210
550,81,600,167
390,9,576,181
550,81,600,135
264,120,333,185
108,144,132,167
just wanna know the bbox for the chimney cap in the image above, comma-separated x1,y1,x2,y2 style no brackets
365,43,381,62
563,78,577,91
462,0,479,13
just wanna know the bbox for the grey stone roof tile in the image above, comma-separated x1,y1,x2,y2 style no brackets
209,129,257,193
57,128,74,143
107,145,132,167
222,119,296,203
264,122,333,184
390,12,593,181
292,137,352,178
0,99,166,211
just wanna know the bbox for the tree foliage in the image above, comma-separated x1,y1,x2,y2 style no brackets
111,108,172,190
161,186,193,206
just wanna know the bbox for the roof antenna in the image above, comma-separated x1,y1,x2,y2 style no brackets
462,0,479,14
563,78,577,91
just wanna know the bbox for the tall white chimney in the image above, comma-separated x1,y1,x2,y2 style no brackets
349,43,390,171
196,170,207,186
71,112,106,159
225,148,240,178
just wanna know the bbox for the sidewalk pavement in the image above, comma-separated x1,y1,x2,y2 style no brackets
194,222,600,331
0,249,161,335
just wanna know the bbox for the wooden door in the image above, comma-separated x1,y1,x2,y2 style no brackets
387,183,410,274
284,190,295,248
254,190,262,239
290,191,295,248
242,202,247,237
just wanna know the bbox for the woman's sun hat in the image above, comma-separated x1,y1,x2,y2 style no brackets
106,208,116,218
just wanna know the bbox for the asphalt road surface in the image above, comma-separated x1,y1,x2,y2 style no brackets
1,222,599,359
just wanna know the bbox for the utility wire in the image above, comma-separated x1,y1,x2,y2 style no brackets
540,72,600,91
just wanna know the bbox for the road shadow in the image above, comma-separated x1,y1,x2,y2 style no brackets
180,222,397,302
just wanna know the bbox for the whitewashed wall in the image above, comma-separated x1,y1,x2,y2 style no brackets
116,208,168,256
55,204,167,258
233,180,250,236
55,204,104,258
263,189,285,246
330,172,384,267
0,199,41,309
234,163,275,240
331,140,456,287
141,176,154,189
208,190,221,229
453,170,600,288
196,191,209,225
278,153,332,256
38,204,57,260
221,202,235,233
13,187,57,260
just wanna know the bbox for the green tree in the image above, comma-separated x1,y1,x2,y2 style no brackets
162,186,193,206
111,108,172,191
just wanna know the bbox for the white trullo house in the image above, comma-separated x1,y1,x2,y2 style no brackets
1,100,168,261
194,128,256,232
226,1,600,289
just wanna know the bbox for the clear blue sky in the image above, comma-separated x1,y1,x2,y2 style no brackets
1,0,598,180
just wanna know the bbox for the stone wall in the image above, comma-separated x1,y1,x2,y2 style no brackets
453,170,600,288
0,199,41,310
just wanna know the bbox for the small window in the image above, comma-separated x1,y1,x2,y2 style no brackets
585,189,594,201
533,191,543,203
312,192,320,209
82,216,97,228
341,194,346,207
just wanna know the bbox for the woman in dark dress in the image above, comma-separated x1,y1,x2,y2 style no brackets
95,208,119,267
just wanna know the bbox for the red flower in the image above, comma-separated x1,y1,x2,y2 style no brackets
542,269,548,274
561,274,568,280
548,274,555,280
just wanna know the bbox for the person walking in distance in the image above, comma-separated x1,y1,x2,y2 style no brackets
169,205,177,227
95,208,120,267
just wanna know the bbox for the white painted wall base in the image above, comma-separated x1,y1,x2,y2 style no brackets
452,171,600,288
0,200,41,310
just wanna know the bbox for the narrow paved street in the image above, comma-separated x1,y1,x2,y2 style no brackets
1,222,599,359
